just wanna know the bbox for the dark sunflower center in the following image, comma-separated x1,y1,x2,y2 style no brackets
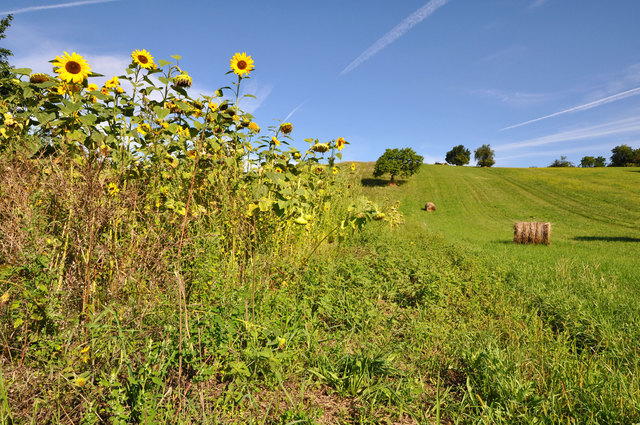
138,55,148,64
237,60,247,70
65,61,82,74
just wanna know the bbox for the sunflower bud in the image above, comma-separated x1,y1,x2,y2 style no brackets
174,73,192,88
29,73,49,84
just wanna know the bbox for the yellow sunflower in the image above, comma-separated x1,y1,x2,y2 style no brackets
230,52,254,77
272,136,280,146
131,49,155,69
87,83,98,92
350,163,356,171
52,52,91,84
248,122,260,133
105,76,120,88
336,137,346,151
332,167,338,175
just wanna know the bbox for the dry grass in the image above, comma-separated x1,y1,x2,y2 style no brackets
513,221,550,245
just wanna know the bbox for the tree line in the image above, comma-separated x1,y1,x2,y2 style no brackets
550,144,640,168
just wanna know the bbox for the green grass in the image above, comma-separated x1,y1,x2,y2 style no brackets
3,162,640,424
358,163,640,424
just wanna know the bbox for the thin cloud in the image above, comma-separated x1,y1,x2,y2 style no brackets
530,0,550,8
340,0,450,75
496,116,640,151
501,86,640,131
1,0,118,15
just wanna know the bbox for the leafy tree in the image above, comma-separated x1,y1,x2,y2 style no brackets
580,156,596,168
474,144,495,167
445,145,470,166
610,144,636,167
0,14,14,98
549,156,574,167
373,147,423,184
594,156,607,167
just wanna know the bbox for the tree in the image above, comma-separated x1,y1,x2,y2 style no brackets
373,148,423,184
0,14,14,98
474,144,495,167
580,156,596,168
445,145,470,166
594,156,607,167
610,144,635,167
549,156,574,167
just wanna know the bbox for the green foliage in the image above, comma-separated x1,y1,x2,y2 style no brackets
372,147,423,183
445,144,470,166
610,144,639,166
474,144,495,167
549,155,574,167
580,155,606,167
0,14,14,98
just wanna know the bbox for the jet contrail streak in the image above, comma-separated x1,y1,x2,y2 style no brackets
1,0,118,15
341,0,450,75
501,86,640,131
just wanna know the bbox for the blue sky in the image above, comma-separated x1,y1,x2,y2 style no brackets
3,0,640,167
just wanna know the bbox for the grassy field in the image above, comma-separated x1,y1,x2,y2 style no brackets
358,163,640,424
3,161,640,424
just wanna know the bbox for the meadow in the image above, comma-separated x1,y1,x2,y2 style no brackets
1,49,640,424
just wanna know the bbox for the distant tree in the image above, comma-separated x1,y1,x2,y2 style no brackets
633,148,640,166
373,148,424,184
594,156,607,167
474,144,495,167
549,156,574,167
610,144,636,167
445,145,470,166
580,156,596,168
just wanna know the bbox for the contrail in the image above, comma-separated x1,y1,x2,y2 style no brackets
340,0,450,75
1,0,118,15
284,102,305,122
501,86,640,131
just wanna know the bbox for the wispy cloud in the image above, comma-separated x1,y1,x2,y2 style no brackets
530,0,550,8
473,89,553,107
501,86,640,131
496,115,640,151
239,79,274,114
1,0,118,15
340,0,450,75
497,142,617,162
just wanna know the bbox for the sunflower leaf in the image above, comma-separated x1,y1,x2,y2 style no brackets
11,68,31,75
158,59,172,67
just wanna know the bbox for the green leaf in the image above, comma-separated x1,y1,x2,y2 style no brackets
171,54,182,61
158,59,172,67
11,68,31,75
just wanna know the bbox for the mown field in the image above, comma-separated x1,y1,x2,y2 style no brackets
358,163,640,424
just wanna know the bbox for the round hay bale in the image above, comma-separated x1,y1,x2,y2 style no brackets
514,221,551,244
425,202,436,212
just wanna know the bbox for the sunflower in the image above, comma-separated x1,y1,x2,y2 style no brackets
29,73,49,84
100,87,109,96
230,52,254,77
52,52,91,84
248,122,260,133
272,136,280,146
350,163,356,171
87,83,98,92
280,122,293,135
105,76,120,88
131,49,155,69
311,143,329,153
174,72,192,88
336,137,346,151
332,167,338,175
